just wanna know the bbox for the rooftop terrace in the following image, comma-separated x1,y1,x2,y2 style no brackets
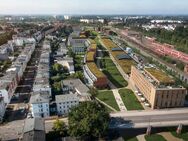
87,62,106,78
86,51,95,62
145,68,175,85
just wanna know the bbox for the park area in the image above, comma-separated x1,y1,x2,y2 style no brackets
118,88,144,110
96,90,120,111
100,57,128,88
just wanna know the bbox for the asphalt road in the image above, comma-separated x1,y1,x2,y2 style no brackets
110,108,188,128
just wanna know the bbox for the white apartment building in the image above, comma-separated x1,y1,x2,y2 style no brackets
55,57,75,74
56,94,79,116
30,92,50,118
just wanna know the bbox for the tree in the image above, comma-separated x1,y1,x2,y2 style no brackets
68,101,110,140
52,63,63,73
53,119,67,136
53,81,62,92
89,87,98,99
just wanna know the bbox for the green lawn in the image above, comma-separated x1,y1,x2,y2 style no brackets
101,58,128,88
124,137,138,141
74,55,83,71
167,127,188,141
145,134,167,141
118,89,144,110
97,90,120,111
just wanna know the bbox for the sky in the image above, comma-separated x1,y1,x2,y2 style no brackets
0,0,188,15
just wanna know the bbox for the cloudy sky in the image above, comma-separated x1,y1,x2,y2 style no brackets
0,0,188,15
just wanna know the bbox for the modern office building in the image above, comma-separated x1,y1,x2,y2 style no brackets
130,65,187,109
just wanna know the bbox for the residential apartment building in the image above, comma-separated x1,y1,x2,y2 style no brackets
83,40,108,88
22,118,45,141
0,43,14,60
56,94,79,116
0,42,36,105
30,92,50,117
0,71,18,104
62,79,90,98
33,40,51,95
55,57,75,74
130,65,187,109
0,97,5,122
55,43,68,56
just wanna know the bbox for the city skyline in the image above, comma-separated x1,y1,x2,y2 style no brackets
0,0,188,15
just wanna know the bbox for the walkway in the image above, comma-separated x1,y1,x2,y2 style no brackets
95,98,117,112
158,132,183,141
112,89,127,111
137,134,146,141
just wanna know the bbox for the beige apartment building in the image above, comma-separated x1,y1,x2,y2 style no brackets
130,66,187,109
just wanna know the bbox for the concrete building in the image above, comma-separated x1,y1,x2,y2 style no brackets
33,40,51,95
56,94,79,116
0,43,14,60
0,71,18,105
83,40,108,88
130,65,187,109
55,43,68,57
0,41,36,105
22,118,45,141
62,79,90,97
0,97,5,122
30,92,50,118
55,57,75,74
69,38,88,54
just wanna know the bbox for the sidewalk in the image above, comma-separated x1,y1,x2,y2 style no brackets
112,89,127,111
137,134,146,141
158,132,183,141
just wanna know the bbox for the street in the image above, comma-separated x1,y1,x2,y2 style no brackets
110,108,188,128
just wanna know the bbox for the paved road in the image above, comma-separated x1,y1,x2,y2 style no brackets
110,108,188,128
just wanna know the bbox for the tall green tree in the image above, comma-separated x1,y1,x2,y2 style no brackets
53,119,67,136
89,87,98,99
68,101,110,140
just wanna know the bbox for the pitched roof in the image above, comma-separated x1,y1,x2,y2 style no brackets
22,118,45,141
23,118,45,133
55,94,79,103
30,92,50,104
62,79,89,95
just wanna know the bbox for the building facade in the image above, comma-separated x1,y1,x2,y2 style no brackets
130,66,187,109
30,92,50,118
56,94,79,116
0,97,5,122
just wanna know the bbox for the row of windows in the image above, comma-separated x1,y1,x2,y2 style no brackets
155,100,183,108
58,104,77,109
58,101,78,105
131,69,152,99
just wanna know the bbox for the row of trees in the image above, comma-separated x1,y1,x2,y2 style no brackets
139,26,188,54
49,101,110,141
0,32,14,46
